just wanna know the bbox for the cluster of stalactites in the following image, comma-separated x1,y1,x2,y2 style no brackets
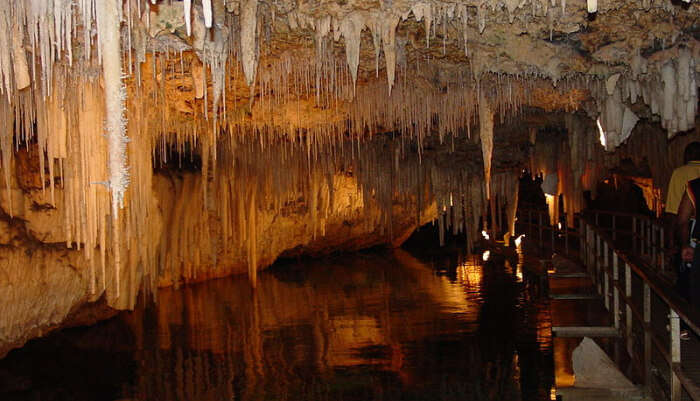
137,43,590,159
157,135,526,286
530,111,700,226
0,73,158,309
596,44,698,150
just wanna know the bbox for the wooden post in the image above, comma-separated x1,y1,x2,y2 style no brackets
652,225,657,269
633,217,637,253
580,220,585,259
646,220,652,258
588,226,594,275
596,233,602,292
670,310,681,401
613,254,620,330
604,241,610,310
643,283,652,387
565,215,569,254
639,219,647,256
648,220,653,258
660,227,666,273
551,222,555,251
625,262,633,354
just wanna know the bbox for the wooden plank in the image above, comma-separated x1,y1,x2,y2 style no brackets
552,326,620,338
550,293,600,300
549,272,589,278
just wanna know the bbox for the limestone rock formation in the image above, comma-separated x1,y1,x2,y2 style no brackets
0,0,697,358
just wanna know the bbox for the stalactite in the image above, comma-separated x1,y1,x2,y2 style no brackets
97,0,129,298
203,0,213,28
587,0,597,13
240,0,259,89
0,0,693,317
479,90,494,200
381,14,399,95
184,0,192,36
11,23,30,90
340,13,363,94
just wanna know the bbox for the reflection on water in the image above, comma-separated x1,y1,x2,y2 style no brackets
0,247,553,401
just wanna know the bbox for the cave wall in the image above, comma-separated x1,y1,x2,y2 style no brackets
0,144,441,357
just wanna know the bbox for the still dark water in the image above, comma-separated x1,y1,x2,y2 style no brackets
0,247,553,401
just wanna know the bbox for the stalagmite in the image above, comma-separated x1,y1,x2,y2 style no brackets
240,0,259,89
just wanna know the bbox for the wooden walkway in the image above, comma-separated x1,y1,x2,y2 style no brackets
547,255,647,400
518,207,700,401
681,335,700,401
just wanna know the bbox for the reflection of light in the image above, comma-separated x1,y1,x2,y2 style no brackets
596,117,607,148
557,222,562,230
545,194,556,225
550,387,557,401
482,250,490,261
457,259,483,288
481,230,490,240
515,234,525,247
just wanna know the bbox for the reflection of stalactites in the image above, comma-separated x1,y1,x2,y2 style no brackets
247,188,258,288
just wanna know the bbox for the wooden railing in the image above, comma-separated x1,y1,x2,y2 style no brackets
579,216,700,401
517,205,700,401
517,207,579,255
585,209,668,274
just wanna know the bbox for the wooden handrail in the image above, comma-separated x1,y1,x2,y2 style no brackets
518,202,700,400
581,216,700,401
585,208,658,222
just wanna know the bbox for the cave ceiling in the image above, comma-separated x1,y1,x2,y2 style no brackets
0,0,697,143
